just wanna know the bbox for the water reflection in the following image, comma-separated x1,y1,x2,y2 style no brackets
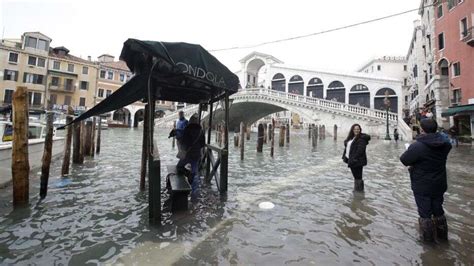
0,128,473,265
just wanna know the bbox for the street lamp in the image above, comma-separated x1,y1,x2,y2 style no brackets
384,91,392,140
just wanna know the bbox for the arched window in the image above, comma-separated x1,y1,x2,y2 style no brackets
288,75,304,95
438,58,449,76
374,88,398,113
327,81,345,103
306,77,323,98
271,73,286,92
349,84,370,107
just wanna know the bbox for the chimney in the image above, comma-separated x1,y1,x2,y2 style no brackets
87,56,91,61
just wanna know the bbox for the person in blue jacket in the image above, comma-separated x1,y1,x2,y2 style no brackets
400,118,452,243
175,110,188,156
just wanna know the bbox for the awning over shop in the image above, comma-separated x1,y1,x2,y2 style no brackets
441,104,474,117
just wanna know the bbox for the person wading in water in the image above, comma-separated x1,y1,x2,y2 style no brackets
342,124,371,192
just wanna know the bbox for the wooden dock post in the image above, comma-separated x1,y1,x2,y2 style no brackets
240,122,245,160
319,125,323,140
334,125,338,140
72,121,81,163
140,104,149,191
322,125,326,139
263,124,267,144
286,123,290,145
90,117,96,158
257,123,264,152
308,124,312,139
205,102,213,181
246,124,250,140
96,117,102,154
40,111,54,199
312,127,318,148
279,125,286,147
61,107,74,176
219,93,230,193
172,121,176,148
234,127,239,147
84,121,93,156
270,119,275,157
268,123,272,141
12,86,30,206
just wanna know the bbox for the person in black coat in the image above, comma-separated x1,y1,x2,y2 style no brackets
342,124,371,192
400,118,452,242
178,114,206,193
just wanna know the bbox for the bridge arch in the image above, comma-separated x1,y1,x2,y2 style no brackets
349,84,370,108
306,77,324,98
288,75,304,95
327,81,346,103
246,58,266,87
133,108,145,127
112,107,131,126
374,87,398,112
271,73,286,92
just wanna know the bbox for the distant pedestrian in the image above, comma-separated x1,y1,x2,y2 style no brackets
342,124,371,192
400,119,452,243
174,110,189,157
448,125,459,147
394,128,399,142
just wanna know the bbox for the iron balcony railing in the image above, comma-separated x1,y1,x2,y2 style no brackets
462,27,474,45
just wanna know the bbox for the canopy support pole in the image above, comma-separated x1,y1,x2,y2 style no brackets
220,94,229,193
205,102,213,182
147,94,161,226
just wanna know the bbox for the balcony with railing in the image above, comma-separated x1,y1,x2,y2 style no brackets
48,83,76,93
462,27,474,46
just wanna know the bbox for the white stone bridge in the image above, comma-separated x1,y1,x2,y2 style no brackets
156,88,412,140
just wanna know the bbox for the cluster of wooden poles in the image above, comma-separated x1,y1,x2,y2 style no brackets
210,120,339,160
11,87,102,207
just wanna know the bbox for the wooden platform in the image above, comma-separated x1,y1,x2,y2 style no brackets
166,165,192,211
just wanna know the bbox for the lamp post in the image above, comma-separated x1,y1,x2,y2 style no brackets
384,91,391,140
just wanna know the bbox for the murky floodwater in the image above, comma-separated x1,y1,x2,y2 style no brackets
0,128,473,265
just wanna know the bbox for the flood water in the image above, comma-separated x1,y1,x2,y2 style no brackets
0,127,473,265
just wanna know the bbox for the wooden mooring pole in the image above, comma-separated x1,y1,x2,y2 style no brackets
61,107,74,176
270,119,275,157
172,120,176,148
96,117,102,154
322,125,326,139
84,121,93,157
268,123,272,141
246,124,250,140
240,122,245,160
90,117,96,158
40,111,54,199
334,125,338,141
263,124,267,144
286,123,290,145
319,125,323,140
140,104,149,191
12,86,29,206
257,123,264,153
279,125,285,147
308,124,312,139
234,127,239,147
312,127,318,148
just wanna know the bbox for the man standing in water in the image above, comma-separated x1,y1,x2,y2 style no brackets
175,110,188,156
400,119,451,242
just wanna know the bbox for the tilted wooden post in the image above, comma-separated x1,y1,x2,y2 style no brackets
240,122,245,160
140,104,149,191
270,119,275,157
90,117,96,158
286,123,290,145
257,123,264,152
40,111,54,199
84,121,93,156
12,86,30,206
96,117,102,154
334,125,338,140
79,121,85,163
61,107,74,176
279,125,285,147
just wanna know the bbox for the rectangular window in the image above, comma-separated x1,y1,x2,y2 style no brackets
67,64,74,72
79,97,86,107
100,70,106,79
452,89,461,104
64,95,72,106
38,39,48,51
403,65,407,71
120,73,125,82
50,94,57,105
460,18,468,38
453,62,461,76
32,92,42,106
437,4,443,18
51,76,60,86
80,81,88,90
25,36,37,48
126,75,131,81
65,79,74,91
28,56,37,66
413,65,418,78
53,61,60,70
404,78,407,86
106,90,112,97
82,66,88,75
37,58,45,67
4,89,14,104
107,71,113,80
8,52,18,63
427,34,431,50
377,65,381,71
23,73,44,84
438,32,445,50
98,88,104,98
4,69,18,81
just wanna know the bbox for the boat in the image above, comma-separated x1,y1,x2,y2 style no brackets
0,121,65,188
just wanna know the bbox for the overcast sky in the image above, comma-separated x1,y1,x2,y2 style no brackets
1,0,420,73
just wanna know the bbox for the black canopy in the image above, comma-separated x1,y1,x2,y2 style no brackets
67,39,240,126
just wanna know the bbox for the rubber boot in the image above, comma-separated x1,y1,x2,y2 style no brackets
418,217,435,242
354,179,364,192
433,215,448,241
